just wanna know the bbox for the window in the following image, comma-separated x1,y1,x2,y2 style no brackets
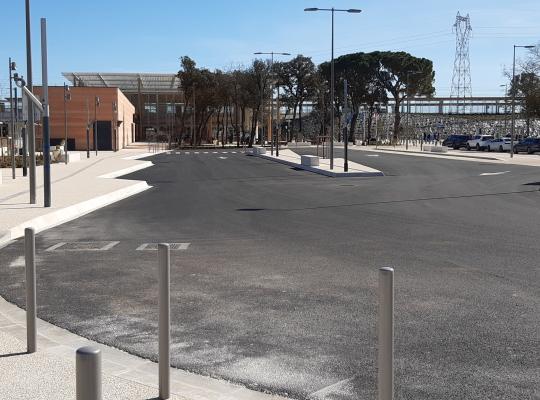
144,103,157,113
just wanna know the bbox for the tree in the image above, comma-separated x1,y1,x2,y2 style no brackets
372,51,435,142
276,55,317,142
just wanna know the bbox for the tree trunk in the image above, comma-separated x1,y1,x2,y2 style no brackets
249,108,259,147
393,100,401,143
298,101,304,142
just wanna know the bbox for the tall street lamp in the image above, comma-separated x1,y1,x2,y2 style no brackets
94,96,100,156
254,51,290,156
305,7,361,170
26,0,37,204
510,44,535,158
63,83,71,164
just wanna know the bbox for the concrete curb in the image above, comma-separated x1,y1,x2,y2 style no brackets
0,181,151,246
256,154,384,177
358,147,501,161
99,161,154,179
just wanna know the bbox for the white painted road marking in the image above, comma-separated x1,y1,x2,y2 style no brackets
221,151,228,154
185,152,190,155
136,243,190,251
45,241,119,251
9,256,25,268
204,151,209,154
45,242,67,252
366,154,380,157
218,156,228,159
213,151,218,154
100,241,120,251
231,151,237,154
194,152,199,154
480,171,510,176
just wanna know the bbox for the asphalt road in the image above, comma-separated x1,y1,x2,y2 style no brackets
1,148,539,400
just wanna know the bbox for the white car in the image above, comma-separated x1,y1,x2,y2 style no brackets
466,135,494,151
486,137,512,152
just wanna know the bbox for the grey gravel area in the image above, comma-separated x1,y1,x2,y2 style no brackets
0,330,185,400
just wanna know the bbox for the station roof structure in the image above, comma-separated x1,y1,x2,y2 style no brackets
62,72,180,94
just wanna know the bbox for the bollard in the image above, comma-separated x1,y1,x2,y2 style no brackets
76,346,102,400
158,243,171,399
25,227,37,353
378,267,394,400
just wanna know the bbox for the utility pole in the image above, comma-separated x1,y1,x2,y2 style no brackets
41,18,51,208
26,0,37,204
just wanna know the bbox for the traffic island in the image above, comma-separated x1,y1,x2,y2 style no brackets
251,148,384,177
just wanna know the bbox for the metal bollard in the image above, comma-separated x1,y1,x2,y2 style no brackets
158,243,171,399
378,267,394,400
76,346,102,400
25,227,37,353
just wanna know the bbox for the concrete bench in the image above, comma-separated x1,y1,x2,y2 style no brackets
65,152,81,162
251,147,266,155
423,145,448,153
301,155,319,167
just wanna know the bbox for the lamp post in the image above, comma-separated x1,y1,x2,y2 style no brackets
63,83,70,164
510,45,535,158
26,0,37,204
94,96,100,156
9,58,16,179
254,51,290,156
305,7,361,170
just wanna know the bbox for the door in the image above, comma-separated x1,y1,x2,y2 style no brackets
93,121,113,151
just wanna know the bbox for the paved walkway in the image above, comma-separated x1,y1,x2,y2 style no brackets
0,150,156,246
0,148,288,400
256,148,383,177
349,143,540,167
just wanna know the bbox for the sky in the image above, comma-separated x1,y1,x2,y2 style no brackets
1,0,539,98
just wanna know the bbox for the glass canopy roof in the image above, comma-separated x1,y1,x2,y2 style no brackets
62,72,180,94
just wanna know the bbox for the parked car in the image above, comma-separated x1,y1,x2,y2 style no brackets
466,135,494,151
442,134,471,149
513,137,540,154
487,137,512,152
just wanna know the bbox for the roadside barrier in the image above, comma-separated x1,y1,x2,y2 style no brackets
378,267,394,400
24,227,37,353
158,243,171,399
76,346,102,400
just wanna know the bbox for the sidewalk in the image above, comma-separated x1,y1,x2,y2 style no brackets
0,297,286,400
0,149,156,247
349,143,540,167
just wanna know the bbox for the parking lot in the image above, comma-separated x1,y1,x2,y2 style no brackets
0,150,539,399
